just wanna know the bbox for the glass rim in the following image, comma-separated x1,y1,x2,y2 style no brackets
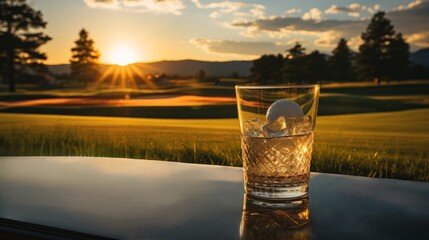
235,84,319,89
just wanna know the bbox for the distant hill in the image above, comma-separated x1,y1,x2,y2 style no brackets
48,64,70,75
410,48,429,66
45,49,428,77
48,60,253,77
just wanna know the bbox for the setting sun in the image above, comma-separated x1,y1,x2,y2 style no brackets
108,45,138,66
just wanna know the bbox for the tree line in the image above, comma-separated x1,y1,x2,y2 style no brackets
1,1,428,93
251,12,424,84
0,0,100,92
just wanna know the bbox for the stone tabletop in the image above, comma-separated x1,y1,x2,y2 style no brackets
1,157,428,239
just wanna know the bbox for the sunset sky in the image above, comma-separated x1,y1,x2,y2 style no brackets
32,0,429,65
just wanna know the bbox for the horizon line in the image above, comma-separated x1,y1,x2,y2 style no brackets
46,58,258,65
45,47,428,65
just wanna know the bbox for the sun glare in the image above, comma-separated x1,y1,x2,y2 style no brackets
108,45,138,66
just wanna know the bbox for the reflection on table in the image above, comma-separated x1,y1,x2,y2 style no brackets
240,195,310,240
1,157,429,240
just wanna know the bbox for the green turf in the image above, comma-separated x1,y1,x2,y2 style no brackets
318,93,427,115
0,105,239,119
1,81,427,117
1,93,426,118
1,109,427,181
321,82,429,96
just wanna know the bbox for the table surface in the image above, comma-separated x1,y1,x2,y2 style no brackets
1,157,428,240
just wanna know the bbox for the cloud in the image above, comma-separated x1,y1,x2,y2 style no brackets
315,32,363,51
84,0,119,9
393,0,422,11
325,3,363,14
84,0,185,15
348,12,360,18
349,3,363,11
286,8,301,15
314,31,341,48
325,2,378,15
408,0,423,8
189,38,286,57
348,35,364,50
387,0,429,38
406,32,429,48
191,0,265,19
230,0,429,51
302,8,322,22
374,4,380,11
231,16,366,37
325,5,339,14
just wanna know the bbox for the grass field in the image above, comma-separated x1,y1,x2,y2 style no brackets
1,109,428,181
0,80,428,181
1,80,428,118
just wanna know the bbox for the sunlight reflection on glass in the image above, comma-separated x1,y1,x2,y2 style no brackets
240,195,310,240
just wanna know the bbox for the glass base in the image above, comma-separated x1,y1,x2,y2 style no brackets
245,182,308,204
241,194,310,238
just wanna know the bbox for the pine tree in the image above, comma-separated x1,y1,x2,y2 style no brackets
329,38,354,82
385,33,409,80
250,54,284,84
70,29,100,85
355,11,409,82
197,69,206,82
0,0,51,92
307,50,329,83
282,42,308,83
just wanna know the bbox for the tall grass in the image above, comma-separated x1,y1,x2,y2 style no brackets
0,124,242,166
0,110,428,181
312,133,429,181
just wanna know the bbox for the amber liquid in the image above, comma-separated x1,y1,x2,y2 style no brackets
242,132,313,199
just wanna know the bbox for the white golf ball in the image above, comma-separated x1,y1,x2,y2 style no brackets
266,99,304,122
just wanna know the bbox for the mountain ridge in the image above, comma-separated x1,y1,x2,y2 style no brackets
48,59,253,77
410,48,429,66
47,48,429,76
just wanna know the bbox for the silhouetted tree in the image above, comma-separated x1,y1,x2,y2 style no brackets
283,42,308,83
407,63,429,79
0,0,51,92
197,69,206,82
230,71,239,79
70,29,100,85
329,38,355,82
250,54,283,84
355,12,409,82
307,50,329,83
385,33,409,80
